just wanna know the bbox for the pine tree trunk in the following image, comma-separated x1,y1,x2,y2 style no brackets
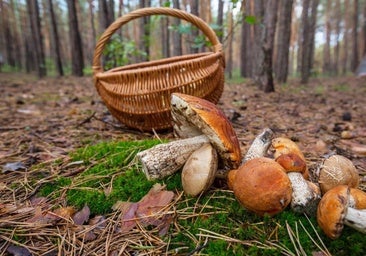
274,0,293,83
351,0,359,72
159,0,170,58
333,0,341,74
254,0,278,92
139,0,151,61
66,0,84,76
217,0,224,43
342,0,350,74
322,0,332,75
48,0,63,76
26,0,46,77
240,0,253,78
190,0,199,54
226,6,233,79
172,0,182,56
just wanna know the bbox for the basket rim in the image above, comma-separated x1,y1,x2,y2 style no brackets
94,51,223,79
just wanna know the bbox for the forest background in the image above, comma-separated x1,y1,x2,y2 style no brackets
1,0,366,92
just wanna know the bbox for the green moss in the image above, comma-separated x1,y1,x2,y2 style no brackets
37,139,365,255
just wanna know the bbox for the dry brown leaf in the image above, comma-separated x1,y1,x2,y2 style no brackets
72,205,90,225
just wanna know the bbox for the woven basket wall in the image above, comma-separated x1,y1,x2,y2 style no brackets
93,7,225,131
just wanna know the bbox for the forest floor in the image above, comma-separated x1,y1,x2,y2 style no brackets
0,72,366,254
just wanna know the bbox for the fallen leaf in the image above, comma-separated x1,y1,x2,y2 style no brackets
72,205,90,225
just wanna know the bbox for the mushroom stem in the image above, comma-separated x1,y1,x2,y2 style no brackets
287,172,321,215
344,208,366,234
242,128,274,163
137,135,209,180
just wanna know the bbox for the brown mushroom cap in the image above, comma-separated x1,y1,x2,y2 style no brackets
350,188,366,209
317,185,350,239
227,169,237,190
275,153,307,174
171,93,241,169
318,155,359,194
232,157,292,216
181,143,218,197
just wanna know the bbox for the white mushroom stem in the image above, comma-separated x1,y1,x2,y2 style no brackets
242,128,274,163
287,172,321,215
344,208,366,234
137,135,209,180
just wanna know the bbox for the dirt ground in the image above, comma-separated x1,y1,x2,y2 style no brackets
1,73,365,177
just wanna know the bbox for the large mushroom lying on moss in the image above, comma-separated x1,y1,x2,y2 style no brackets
137,93,241,195
317,185,366,239
229,157,292,216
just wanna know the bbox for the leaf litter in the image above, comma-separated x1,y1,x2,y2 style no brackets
0,73,365,255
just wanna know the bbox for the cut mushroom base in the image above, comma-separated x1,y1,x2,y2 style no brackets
344,208,366,234
241,128,274,163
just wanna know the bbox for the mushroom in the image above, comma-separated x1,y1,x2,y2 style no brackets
317,185,366,239
137,135,210,180
227,128,274,190
181,143,218,196
275,153,321,215
272,138,321,215
137,93,241,180
230,157,292,216
318,154,359,194
171,93,241,170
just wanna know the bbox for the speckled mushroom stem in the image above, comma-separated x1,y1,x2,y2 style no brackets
137,135,210,180
242,128,274,163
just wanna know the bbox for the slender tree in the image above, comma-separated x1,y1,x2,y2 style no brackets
66,0,84,76
190,0,199,54
217,0,224,43
351,0,359,72
172,0,182,56
159,0,170,58
26,0,46,77
333,0,341,74
342,0,350,74
322,0,332,75
274,0,293,83
139,0,151,61
226,4,234,79
254,0,278,92
47,0,63,76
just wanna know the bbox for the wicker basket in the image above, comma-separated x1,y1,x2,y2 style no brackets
92,7,225,131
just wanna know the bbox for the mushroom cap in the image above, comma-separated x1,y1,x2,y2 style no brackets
275,153,307,174
349,188,366,209
317,185,350,239
227,169,237,190
272,137,306,161
181,143,218,197
232,157,292,216
318,155,359,194
272,138,309,179
171,93,241,169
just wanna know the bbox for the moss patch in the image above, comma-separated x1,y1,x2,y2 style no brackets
38,139,365,255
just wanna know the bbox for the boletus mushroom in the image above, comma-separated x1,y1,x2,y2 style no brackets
230,157,292,216
272,138,321,215
318,154,359,194
181,143,218,196
317,185,366,239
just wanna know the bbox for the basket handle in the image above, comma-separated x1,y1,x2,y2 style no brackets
92,7,223,74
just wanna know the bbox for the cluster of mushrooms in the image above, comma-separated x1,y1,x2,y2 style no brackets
136,93,366,239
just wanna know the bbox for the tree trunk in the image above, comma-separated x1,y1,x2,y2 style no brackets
322,0,332,75
159,0,170,58
26,0,46,77
47,0,63,76
363,1,366,56
351,0,359,72
66,0,84,76
274,0,293,83
139,0,151,61
254,0,278,92
226,5,234,79
333,0,341,74
342,0,350,74
172,0,182,56
190,0,199,54
300,0,319,84
217,0,224,43
240,0,253,78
